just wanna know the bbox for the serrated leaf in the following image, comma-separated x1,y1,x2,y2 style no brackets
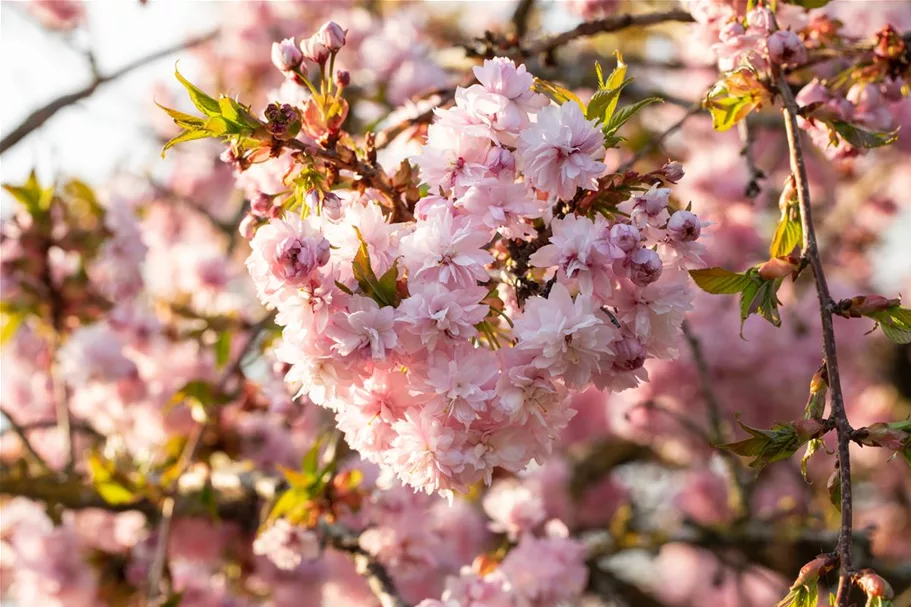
801,438,822,481
603,97,663,139
585,77,632,122
594,61,605,88
689,267,754,294
770,213,803,258
753,278,783,328
869,306,911,344
705,69,769,132
829,120,899,149
218,96,260,129
175,65,220,116
601,51,627,122
204,115,231,136
720,419,805,472
161,129,210,157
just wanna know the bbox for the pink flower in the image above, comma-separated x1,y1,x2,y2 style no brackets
513,283,617,389
516,101,606,200
414,122,491,196
529,213,615,295
388,411,468,496
413,346,499,427
326,296,398,360
400,208,493,288
458,177,544,239
482,480,546,540
252,519,320,571
396,283,490,351
246,214,331,308
767,30,807,66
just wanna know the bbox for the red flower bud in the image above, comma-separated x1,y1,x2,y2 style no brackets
855,569,894,599
794,419,827,441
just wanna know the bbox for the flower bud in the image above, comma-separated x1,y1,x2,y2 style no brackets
661,160,684,182
746,7,774,34
320,191,344,222
758,257,795,280
250,193,273,217
841,295,900,317
856,569,894,599
794,555,837,586
627,248,663,287
271,38,303,73
485,146,516,177
264,103,302,141
319,21,347,52
719,21,746,43
300,34,330,66
335,69,351,89
612,335,647,372
609,223,641,253
767,30,808,66
861,423,909,451
238,213,258,240
667,210,702,242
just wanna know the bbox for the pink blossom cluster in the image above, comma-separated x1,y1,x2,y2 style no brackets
244,55,702,498
696,4,807,71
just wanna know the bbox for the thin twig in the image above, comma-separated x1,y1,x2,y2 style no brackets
738,119,764,200
526,9,694,57
618,103,702,172
145,313,273,603
1,412,50,469
778,73,854,606
0,30,218,155
320,522,411,607
374,88,455,150
681,320,750,517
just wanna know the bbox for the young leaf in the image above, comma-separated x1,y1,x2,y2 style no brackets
174,65,221,116
689,267,754,294
0,309,24,346
161,129,210,158
532,78,584,110
770,211,803,258
214,330,232,369
600,51,628,122
585,77,632,122
827,468,841,512
720,419,808,472
155,102,207,130
351,228,400,307
868,306,911,344
704,69,770,132
3,170,55,215
603,97,663,139
828,120,899,149
791,0,831,7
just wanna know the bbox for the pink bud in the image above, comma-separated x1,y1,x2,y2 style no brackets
627,248,663,286
862,423,909,451
661,161,684,182
609,223,640,253
485,147,516,176
880,76,904,102
767,30,807,66
238,213,258,240
250,193,273,217
335,69,351,89
612,335,647,372
794,555,837,585
856,570,894,599
320,192,344,222
667,210,702,242
271,38,303,73
719,21,746,43
794,419,826,441
319,21,347,52
300,34,330,66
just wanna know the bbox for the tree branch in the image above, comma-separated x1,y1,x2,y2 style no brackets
320,522,411,607
511,0,536,40
0,411,50,469
0,30,218,155
526,9,694,57
778,73,855,606
738,119,764,200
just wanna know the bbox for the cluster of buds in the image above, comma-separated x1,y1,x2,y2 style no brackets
271,21,347,77
834,295,902,318
264,103,302,142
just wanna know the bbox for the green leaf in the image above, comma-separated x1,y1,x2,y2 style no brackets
218,96,260,129
586,77,632,122
791,0,832,8
601,51,628,122
801,438,823,482
155,101,206,130
720,419,807,472
827,469,841,512
161,592,184,607
161,129,210,158
174,64,220,116
532,78,584,110
603,97,663,139
2,170,54,215
171,380,232,408
351,228,400,307
214,330,232,369
770,211,803,258
203,115,231,136
704,69,769,132
751,278,783,328
869,306,911,344
87,453,140,506
267,486,313,525
828,120,899,149
689,267,754,294
301,438,322,476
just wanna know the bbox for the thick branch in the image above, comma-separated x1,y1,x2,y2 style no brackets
0,30,218,155
511,0,536,40
526,9,694,57
778,74,855,606
321,522,411,607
